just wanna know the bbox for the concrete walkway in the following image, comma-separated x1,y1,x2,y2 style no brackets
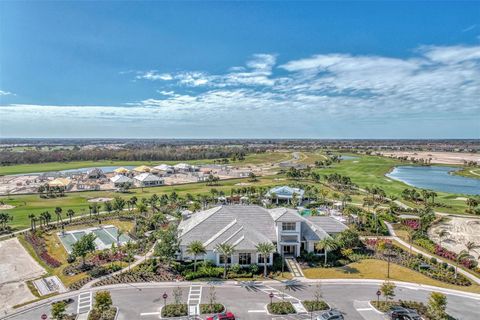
285,257,304,278
384,222,480,285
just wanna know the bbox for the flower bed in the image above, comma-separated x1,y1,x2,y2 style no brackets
24,232,61,268
88,307,117,320
200,303,224,314
162,304,188,317
268,302,295,315
302,300,329,312
364,239,471,286
371,300,452,320
402,219,420,230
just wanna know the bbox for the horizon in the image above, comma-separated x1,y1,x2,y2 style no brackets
1,2,479,139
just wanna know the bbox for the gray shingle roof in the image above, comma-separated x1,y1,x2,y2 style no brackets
178,205,277,250
305,216,348,234
268,208,304,222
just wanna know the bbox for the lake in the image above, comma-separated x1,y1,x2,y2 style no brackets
386,166,480,195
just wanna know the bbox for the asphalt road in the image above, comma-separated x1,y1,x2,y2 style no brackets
3,281,480,320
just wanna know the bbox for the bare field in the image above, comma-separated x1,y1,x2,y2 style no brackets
381,151,480,165
429,216,480,257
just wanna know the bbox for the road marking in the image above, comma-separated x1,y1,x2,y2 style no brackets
77,292,92,314
187,285,202,316
356,308,373,311
248,310,267,313
140,312,161,316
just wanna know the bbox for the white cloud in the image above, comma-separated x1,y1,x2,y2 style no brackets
1,45,479,138
136,71,173,81
0,90,14,96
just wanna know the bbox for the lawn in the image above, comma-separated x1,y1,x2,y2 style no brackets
316,154,471,214
454,168,480,180
0,174,291,230
302,259,480,294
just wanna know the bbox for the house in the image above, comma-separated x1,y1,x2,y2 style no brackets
86,168,104,179
173,163,199,172
153,164,174,174
177,205,347,266
266,186,305,204
110,175,134,188
133,165,151,173
47,178,72,190
113,167,130,175
133,173,164,187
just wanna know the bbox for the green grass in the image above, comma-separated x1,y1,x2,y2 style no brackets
0,175,289,230
454,168,480,180
316,155,472,214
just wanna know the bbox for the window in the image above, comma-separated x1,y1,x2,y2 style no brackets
282,222,296,231
238,253,252,265
219,255,231,264
257,254,270,264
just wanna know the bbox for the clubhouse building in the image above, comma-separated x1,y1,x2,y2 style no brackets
177,205,347,266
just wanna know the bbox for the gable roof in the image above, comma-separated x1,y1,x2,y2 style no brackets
268,207,304,222
305,216,348,234
110,175,133,184
133,165,151,172
114,167,130,174
134,173,162,182
178,205,276,250
154,164,174,171
267,186,305,198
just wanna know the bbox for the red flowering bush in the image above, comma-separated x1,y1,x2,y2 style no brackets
402,219,420,230
25,232,61,268
434,245,457,261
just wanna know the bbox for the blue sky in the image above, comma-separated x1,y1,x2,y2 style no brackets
0,1,479,138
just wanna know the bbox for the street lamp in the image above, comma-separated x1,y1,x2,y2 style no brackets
376,289,381,305
163,292,168,307
269,292,274,306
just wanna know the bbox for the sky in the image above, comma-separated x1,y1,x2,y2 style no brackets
0,1,479,139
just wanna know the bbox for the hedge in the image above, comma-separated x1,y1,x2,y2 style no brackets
302,300,329,312
268,302,296,315
162,304,188,317
200,303,224,314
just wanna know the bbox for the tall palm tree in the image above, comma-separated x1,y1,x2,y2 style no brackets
67,209,75,223
215,243,235,279
455,250,473,278
406,229,414,256
465,241,479,256
187,241,206,272
116,229,124,247
28,213,36,231
55,207,63,224
315,237,338,265
255,242,276,278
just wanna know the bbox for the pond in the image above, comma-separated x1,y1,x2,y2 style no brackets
340,155,358,160
386,166,480,195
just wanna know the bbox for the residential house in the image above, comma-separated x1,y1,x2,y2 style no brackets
110,175,134,188
113,167,131,175
153,164,175,174
133,173,164,187
86,168,104,179
133,165,151,173
177,205,347,266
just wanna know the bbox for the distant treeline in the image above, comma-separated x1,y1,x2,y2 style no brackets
0,146,264,165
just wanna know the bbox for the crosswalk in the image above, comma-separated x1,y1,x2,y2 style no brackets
187,285,202,316
77,292,92,315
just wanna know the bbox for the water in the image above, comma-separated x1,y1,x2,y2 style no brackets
386,166,480,195
340,155,358,160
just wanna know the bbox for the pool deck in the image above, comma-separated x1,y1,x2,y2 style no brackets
57,225,132,253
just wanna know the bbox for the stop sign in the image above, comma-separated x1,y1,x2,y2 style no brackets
41,314,48,320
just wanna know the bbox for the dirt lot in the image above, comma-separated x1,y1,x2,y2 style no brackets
382,151,480,165
429,216,480,257
0,238,46,312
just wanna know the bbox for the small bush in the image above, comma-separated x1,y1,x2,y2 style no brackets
268,302,295,315
230,263,241,273
67,254,76,264
200,303,224,314
161,304,188,317
302,300,329,312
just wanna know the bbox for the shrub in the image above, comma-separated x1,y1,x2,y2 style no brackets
200,303,224,314
429,257,437,265
184,267,223,280
250,264,259,274
67,254,76,264
268,301,295,315
88,307,116,320
230,263,241,273
302,300,329,312
161,304,187,317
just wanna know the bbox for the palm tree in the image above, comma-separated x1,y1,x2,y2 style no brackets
67,209,75,223
55,207,63,224
116,229,124,246
436,229,449,247
429,191,437,205
455,250,473,278
215,243,235,279
465,241,479,256
255,242,276,278
28,213,36,231
187,241,206,272
406,229,414,256
315,237,338,265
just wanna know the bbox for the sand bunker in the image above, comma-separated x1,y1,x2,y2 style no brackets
429,216,480,257
235,182,252,186
454,197,468,201
0,204,15,210
88,197,113,203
